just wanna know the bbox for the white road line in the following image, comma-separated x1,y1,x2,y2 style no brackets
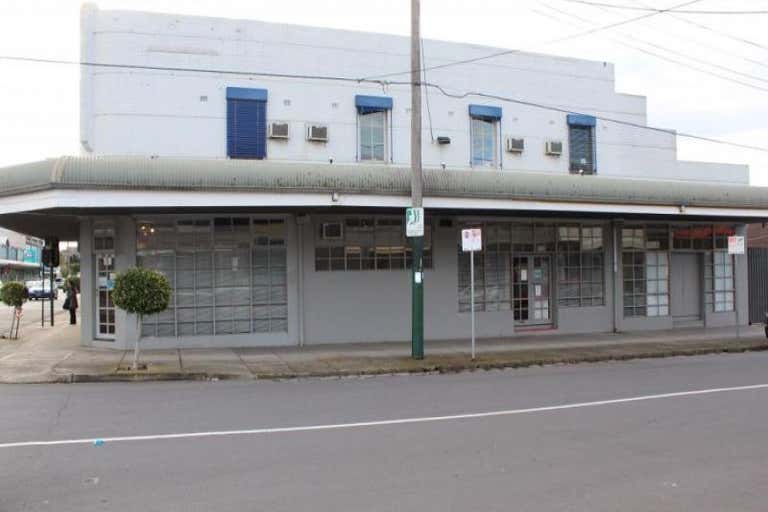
2,383,767,450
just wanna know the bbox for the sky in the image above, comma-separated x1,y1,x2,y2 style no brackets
0,0,766,183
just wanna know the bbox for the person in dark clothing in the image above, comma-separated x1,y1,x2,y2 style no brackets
64,281,78,325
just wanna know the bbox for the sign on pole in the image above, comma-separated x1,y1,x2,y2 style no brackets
462,228,482,252
728,234,745,339
728,235,745,255
405,207,424,238
462,228,482,360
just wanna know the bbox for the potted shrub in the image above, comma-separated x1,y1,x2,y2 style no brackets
112,267,171,370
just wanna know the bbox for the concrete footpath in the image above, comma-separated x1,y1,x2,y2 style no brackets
1,305,767,383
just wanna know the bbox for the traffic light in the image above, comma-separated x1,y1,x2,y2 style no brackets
42,237,60,268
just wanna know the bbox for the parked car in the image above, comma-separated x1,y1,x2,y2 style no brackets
25,280,58,300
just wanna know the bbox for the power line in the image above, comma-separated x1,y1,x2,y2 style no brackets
558,0,768,14
659,8,768,50
541,2,768,91
358,0,703,81
2,52,767,153
602,0,768,69
419,83,768,153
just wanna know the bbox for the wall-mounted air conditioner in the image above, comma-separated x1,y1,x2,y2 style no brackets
545,140,563,156
506,137,525,153
321,222,343,240
268,121,289,139
306,123,329,142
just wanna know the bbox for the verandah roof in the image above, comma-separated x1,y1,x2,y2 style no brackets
0,155,767,210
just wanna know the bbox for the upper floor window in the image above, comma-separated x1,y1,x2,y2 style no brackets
567,114,596,175
226,87,268,160
356,95,392,162
469,105,502,168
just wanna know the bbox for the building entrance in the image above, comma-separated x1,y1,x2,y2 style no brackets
512,255,552,326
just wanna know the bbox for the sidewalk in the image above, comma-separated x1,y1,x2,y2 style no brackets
1,315,767,383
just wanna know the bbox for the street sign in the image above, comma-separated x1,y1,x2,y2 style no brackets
406,207,424,237
461,228,482,360
462,228,482,252
728,235,745,255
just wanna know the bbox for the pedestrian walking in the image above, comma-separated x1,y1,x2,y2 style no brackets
63,280,78,325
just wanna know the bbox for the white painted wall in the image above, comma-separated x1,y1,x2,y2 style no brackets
80,4,748,184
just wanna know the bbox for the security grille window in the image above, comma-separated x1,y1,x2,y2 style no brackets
226,87,268,160
556,226,605,307
622,225,670,317
359,110,387,161
457,222,560,313
314,217,432,271
137,217,287,338
471,117,497,167
567,115,596,174
706,252,735,312
568,125,595,174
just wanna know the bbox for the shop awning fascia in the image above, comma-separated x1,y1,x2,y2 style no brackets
1,156,767,217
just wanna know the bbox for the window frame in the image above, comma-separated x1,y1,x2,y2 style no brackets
470,116,499,168
315,215,432,272
357,109,389,163
621,225,671,318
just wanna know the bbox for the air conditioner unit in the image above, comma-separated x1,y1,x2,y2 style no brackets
268,121,289,139
506,137,525,153
321,222,343,240
545,140,563,156
306,123,329,142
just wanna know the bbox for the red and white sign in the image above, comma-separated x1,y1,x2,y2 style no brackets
728,235,745,255
462,228,482,252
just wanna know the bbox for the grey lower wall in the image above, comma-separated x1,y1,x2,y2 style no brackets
79,214,749,349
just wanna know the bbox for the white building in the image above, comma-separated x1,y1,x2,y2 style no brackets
0,5,765,349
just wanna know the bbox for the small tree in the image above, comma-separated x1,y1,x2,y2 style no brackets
1,282,28,339
112,267,171,370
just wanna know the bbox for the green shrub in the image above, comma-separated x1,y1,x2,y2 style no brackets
112,267,171,317
1,281,28,308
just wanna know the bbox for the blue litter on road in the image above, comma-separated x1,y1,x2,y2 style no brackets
93,439,104,446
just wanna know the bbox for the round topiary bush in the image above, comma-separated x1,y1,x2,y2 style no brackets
112,267,172,370
1,281,28,308
1,281,28,339
112,267,172,317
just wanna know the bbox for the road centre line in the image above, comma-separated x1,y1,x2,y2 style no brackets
2,383,767,450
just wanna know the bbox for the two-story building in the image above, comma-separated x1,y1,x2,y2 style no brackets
0,228,43,283
0,4,766,349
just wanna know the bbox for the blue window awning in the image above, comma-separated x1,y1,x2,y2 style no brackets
469,104,502,121
567,114,596,127
226,87,268,102
355,95,393,114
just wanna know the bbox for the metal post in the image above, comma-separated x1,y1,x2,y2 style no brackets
49,269,54,326
470,249,476,360
40,267,44,328
410,0,424,360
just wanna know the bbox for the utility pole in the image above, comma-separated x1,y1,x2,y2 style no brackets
410,0,424,359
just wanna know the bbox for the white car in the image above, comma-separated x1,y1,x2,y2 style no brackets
25,280,58,300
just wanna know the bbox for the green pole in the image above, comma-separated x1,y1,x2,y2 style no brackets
411,235,424,359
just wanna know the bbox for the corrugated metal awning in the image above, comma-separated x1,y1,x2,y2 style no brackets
0,156,766,210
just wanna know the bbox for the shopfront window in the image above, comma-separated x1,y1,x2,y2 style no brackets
137,217,287,338
622,225,670,317
315,216,432,271
557,225,605,307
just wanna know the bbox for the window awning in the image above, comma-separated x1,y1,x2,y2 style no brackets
226,87,268,102
469,104,502,121
567,114,597,127
355,95,393,114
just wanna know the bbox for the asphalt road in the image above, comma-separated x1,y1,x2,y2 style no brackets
2,352,768,511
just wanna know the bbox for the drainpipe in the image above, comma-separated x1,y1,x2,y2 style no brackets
612,219,621,333
296,214,308,347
